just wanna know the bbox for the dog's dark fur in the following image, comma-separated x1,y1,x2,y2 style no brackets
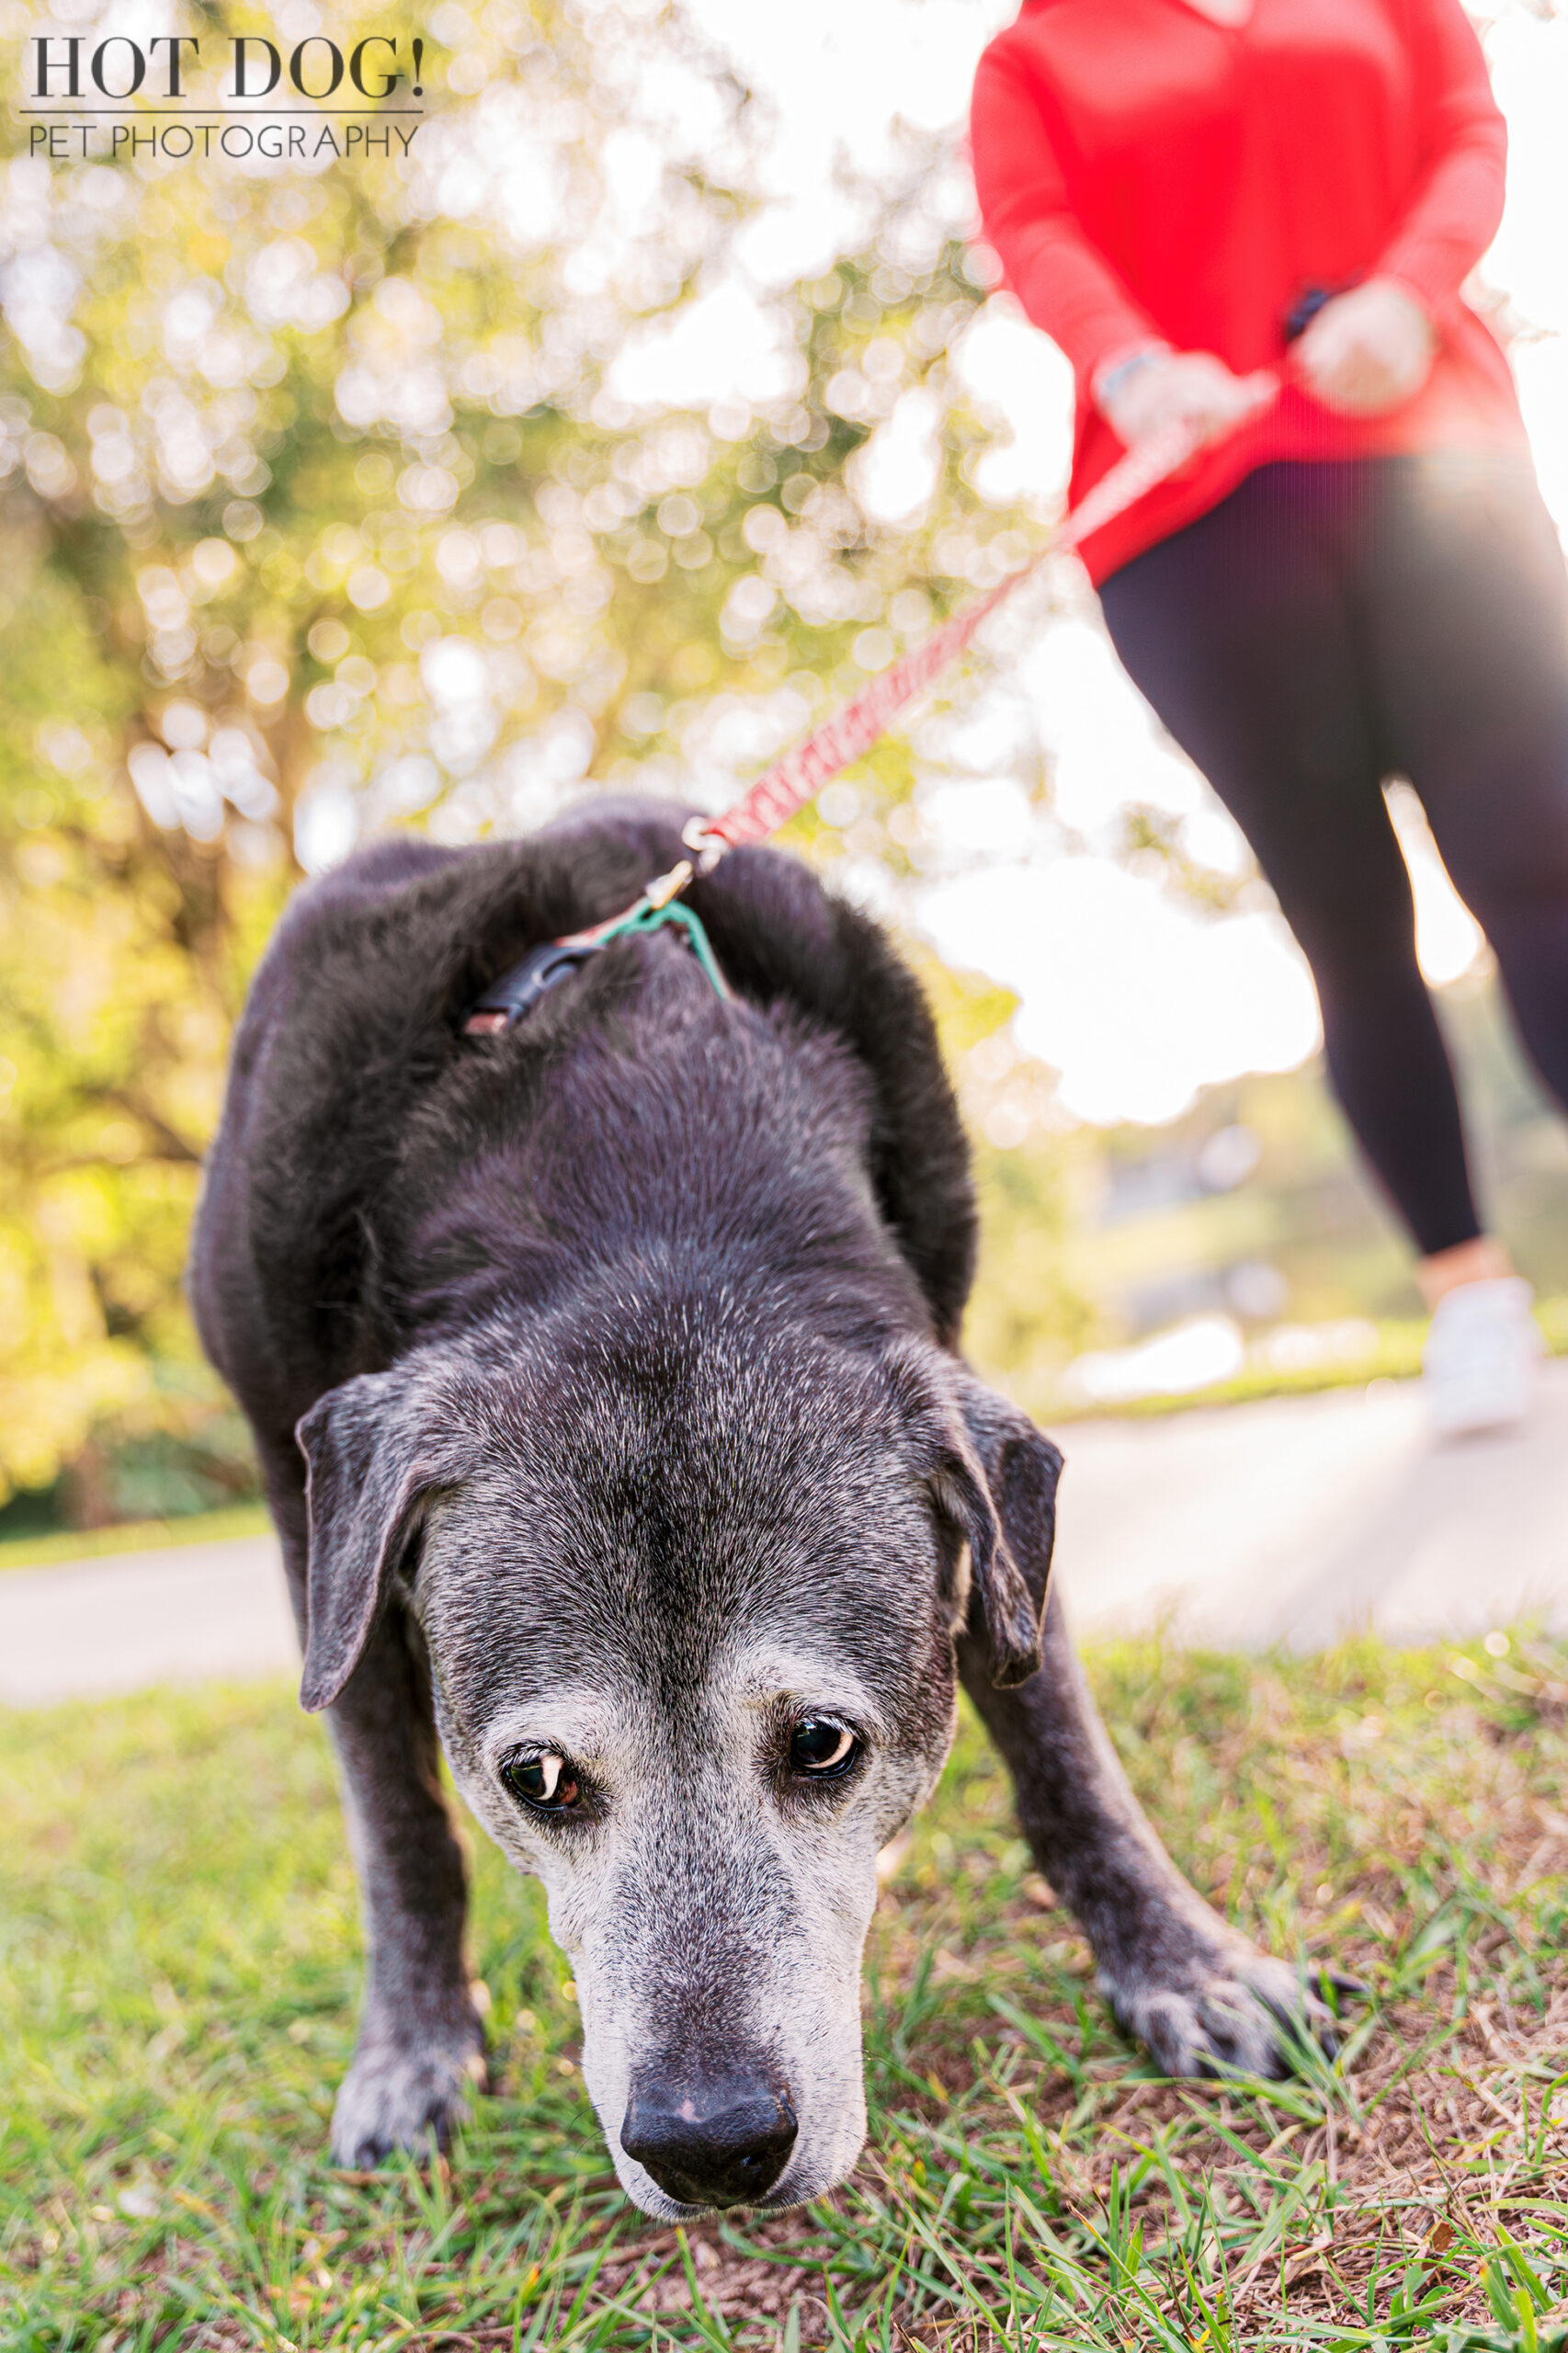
191,797,1331,2214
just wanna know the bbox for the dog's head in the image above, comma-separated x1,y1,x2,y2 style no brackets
295,1295,1060,2216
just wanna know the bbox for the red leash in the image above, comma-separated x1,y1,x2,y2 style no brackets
681,415,1208,863
464,415,1213,1036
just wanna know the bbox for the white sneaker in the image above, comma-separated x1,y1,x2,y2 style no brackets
1422,1277,1542,1440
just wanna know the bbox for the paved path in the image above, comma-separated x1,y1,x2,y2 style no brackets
1,1535,297,1707
1055,1359,1568,1651
3,1366,1565,1705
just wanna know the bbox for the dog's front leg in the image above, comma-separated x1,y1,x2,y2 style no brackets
266,1460,485,2165
324,1610,489,2165
958,1588,1335,2078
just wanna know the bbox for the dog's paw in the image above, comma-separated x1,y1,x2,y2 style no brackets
1108,1943,1344,2081
330,2009,488,2167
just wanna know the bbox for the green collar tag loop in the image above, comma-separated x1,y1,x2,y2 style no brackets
461,858,729,1036
598,896,731,1000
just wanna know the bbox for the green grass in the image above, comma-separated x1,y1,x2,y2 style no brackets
0,1505,272,1577
4,1637,1568,2350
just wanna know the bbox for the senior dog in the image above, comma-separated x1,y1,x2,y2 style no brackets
190,795,1332,2218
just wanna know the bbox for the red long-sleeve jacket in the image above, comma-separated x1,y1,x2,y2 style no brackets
970,0,1527,581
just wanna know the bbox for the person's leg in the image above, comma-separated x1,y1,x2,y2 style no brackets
1099,462,1484,1258
1360,455,1568,1127
1341,452,1568,1427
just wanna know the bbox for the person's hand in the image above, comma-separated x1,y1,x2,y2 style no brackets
1295,279,1436,415
1096,348,1278,451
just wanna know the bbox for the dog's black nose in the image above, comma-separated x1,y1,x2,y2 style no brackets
621,2068,798,2208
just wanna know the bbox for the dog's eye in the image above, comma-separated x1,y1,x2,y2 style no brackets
789,1717,858,1778
501,1750,580,1813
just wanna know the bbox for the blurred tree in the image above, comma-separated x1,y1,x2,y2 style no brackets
0,0,1062,1518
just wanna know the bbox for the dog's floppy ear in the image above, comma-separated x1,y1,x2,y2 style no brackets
294,1364,475,1713
945,1373,1062,1687
887,1347,1062,1689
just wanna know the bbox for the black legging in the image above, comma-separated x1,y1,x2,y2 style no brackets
1098,456,1568,1257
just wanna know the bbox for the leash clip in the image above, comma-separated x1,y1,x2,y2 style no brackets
462,858,727,1039
642,858,695,909
680,816,728,872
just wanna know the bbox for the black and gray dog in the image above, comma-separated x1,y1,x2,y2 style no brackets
190,796,1332,2218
